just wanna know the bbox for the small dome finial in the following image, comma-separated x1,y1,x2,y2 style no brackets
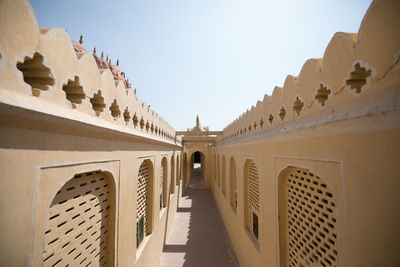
93,46,96,54
79,34,83,44
106,54,109,62
116,59,119,66
196,115,200,127
101,51,104,59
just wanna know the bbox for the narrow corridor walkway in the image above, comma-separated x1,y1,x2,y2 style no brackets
160,165,239,267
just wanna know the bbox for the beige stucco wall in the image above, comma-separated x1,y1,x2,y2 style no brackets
0,1,183,266
213,125,400,266
0,123,182,267
211,0,400,266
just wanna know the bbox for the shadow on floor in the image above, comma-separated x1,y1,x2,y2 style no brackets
160,166,239,267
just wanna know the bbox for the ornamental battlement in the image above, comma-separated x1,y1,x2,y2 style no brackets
0,0,177,144
218,0,400,143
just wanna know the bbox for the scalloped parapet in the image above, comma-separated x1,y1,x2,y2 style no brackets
217,0,400,143
0,0,179,145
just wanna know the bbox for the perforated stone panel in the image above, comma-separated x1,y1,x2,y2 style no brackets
161,158,167,207
282,167,338,267
137,161,152,235
247,161,260,234
160,161,164,193
42,171,114,267
230,158,237,208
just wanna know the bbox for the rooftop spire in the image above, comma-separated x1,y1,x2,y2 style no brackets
79,34,83,44
196,115,200,127
101,51,104,59
93,46,96,55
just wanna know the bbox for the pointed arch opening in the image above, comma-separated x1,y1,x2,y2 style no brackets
136,159,154,248
160,157,168,209
244,159,260,241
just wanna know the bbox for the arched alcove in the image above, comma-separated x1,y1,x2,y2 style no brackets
160,157,168,209
278,166,338,266
244,159,260,241
136,159,154,248
42,170,116,266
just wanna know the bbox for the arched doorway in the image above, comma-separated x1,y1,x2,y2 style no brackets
183,143,209,188
194,151,201,163
189,150,205,188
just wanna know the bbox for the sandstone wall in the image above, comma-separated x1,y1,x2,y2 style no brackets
212,0,400,266
0,1,182,266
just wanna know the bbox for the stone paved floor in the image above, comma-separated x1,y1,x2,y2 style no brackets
160,164,239,267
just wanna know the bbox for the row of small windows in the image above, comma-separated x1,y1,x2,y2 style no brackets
214,154,238,207
40,155,183,266
213,154,339,266
40,154,183,266
136,155,182,247
38,157,180,266
214,155,258,239
41,154,338,266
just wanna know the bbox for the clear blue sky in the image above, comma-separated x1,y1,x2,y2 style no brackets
30,0,372,130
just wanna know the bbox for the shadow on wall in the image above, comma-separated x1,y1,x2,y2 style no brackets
0,118,175,152
161,166,238,267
